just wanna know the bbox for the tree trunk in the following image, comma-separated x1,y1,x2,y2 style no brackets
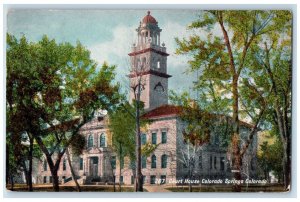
231,76,242,192
119,143,122,192
10,175,14,191
218,13,242,192
28,135,33,192
51,169,60,192
134,82,143,192
66,148,81,192
6,142,9,186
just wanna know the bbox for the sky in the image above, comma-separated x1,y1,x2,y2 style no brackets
7,9,202,97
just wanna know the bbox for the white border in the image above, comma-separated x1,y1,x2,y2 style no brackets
1,1,299,201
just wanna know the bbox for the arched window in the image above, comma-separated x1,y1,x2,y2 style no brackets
157,61,160,69
100,133,106,147
151,155,156,168
161,154,167,168
141,134,147,145
88,134,94,148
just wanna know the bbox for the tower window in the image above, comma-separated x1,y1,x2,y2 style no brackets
157,61,160,69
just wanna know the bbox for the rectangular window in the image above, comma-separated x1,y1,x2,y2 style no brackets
220,157,225,171
111,156,116,169
150,175,156,184
79,158,83,170
214,156,217,169
199,153,203,169
63,159,66,171
142,176,146,184
160,175,166,184
120,176,123,184
43,176,47,183
49,176,53,183
142,156,147,169
131,176,134,185
43,160,47,171
141,134,147,145
161,131,167,144
152,133,157,144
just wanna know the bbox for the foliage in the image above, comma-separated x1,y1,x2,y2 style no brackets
6,34,121,191
258,139,284,179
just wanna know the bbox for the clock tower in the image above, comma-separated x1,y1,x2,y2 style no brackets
128,11,171,111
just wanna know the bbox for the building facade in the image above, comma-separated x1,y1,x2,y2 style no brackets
36,11,258,186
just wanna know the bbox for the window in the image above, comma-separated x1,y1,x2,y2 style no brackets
161,131,167,144
111,156,116,169
43,160,47,171
43,176,47,183
100,133,106,147
160,175,166,184
150,175,156,184
141,134,147,145
142,156,147,168
88,134,94,148
49,176,53,183
152,133,157,144
79,158,83,170
142,176,146,184
199,153,203,169
151,155,156,168
157,61,160,69
131,176,134,185
63,159,66,171
161,154,167,168
214,156,217,169
220,157,225,171
120,176,123,184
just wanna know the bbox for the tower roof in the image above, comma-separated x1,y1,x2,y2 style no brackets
142,11,157,24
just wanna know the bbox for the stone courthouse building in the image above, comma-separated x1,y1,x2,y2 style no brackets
36,11,258,185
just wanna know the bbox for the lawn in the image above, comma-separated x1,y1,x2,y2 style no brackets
6,184,143,192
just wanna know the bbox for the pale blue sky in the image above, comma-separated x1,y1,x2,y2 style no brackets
7,9,201,96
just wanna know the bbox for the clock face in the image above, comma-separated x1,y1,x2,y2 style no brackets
154,82,164,94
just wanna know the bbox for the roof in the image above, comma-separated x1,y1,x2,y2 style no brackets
142,11,157,24
142,104,255,129
142,105,182,119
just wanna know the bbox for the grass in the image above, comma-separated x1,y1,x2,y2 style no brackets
6,184,143,192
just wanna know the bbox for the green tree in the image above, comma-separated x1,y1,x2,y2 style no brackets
175,10,291,191
6,34,121,191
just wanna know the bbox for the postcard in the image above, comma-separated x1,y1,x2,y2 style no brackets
5,9,292,193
